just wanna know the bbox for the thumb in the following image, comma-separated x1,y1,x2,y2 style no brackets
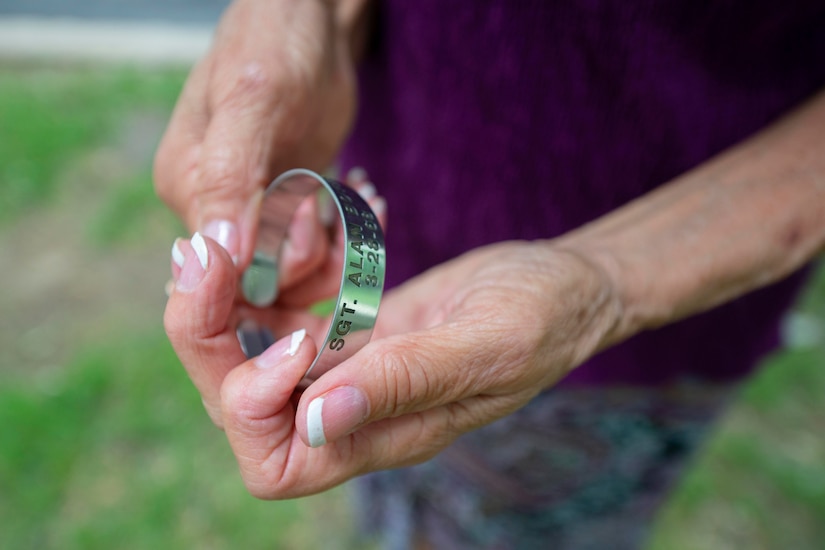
295,323,532,449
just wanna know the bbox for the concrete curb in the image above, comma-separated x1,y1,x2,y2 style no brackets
0,16,213,66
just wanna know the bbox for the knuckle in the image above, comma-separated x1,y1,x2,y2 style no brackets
213,62,312,151
375,345,418,418
197,145,264,202
153,142,176,203
371,339,442,417
439,404,480,448
199,146,243,190
219,61,279,105
218,370,274,435
243,479,277,500
240,469,304,501
219,374,256,425
163,304,185,344
216,60,311,116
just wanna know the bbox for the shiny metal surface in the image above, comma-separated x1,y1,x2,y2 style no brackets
240,169,386,381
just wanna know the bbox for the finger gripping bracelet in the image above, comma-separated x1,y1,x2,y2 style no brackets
239,169,386,381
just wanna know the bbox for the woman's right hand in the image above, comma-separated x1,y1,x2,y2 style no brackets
154,0,363,272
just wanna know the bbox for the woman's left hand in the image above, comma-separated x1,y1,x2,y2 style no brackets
164,237,621,498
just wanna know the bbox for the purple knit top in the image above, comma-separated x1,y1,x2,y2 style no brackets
340,0,825,386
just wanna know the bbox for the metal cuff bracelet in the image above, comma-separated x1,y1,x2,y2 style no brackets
238,168,386,382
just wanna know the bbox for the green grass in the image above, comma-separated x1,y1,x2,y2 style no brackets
0,331,310,550
0,66,184,223
87,171,174,245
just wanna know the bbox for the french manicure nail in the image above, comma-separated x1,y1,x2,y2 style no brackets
306,386,369,448
347,166,368,183
202,220,239,264
176,235,207,292
191,232,209,269
171,238,185,269
357,182,377,201
287,328,306,356
254,328,307,368
371,197,387,216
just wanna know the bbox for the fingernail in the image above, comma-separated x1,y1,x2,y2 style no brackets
202,220,239,264
255,328,306,368
357,182,377,201
306,386,369,448
191,232,209,269
176,234,207,292
346,166,368,183
287,328,306,356
171,238,185,269
237,319,267,358
371,197,387,216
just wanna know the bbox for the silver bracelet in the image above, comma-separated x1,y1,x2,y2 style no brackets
238,169,386,382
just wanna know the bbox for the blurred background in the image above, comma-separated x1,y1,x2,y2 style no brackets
0,2,824,549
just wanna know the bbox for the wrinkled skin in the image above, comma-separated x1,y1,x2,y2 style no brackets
154,0,356,270
165,236,620,498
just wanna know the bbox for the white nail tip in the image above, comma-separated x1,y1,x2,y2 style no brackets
347,166,367,182
307,397,327,448
357,182,377,201
191,232,208,270
171,239,185,269
372,197,387,215
287,328,306,357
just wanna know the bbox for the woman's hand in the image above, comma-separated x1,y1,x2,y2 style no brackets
154,0,360,269
164,237,622,498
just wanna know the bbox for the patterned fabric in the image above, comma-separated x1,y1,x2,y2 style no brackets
355,383,734,550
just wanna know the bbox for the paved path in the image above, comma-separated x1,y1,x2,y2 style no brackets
0,0,229,24
0,0,230,64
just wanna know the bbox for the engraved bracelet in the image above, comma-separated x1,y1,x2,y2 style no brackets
238,168,386,382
